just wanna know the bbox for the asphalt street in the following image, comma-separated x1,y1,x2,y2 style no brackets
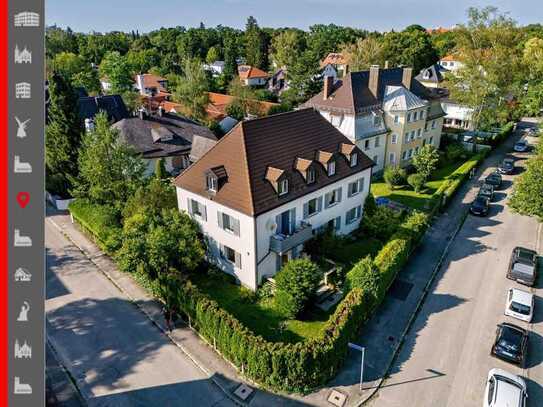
369,135,543,407
45,219,237,407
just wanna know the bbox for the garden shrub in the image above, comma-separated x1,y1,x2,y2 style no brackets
444,142,468,163
360,205,403,242
344,256,380,305
383,166,407,188
364,192,378,217
407,173,426,193
274,259,321,319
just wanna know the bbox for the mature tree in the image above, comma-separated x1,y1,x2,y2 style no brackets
226,77,260,119
342,37,385,71
412,145,439,180
46,72,83,197
121,90,143,114
430,30,459,58
99,51,134,94
72,112,145,208
307,24,368,60
50,52,100,93
382,28,438,72
445,7,523,130
46,26,80,59
126,48,161,75
521,37,543,115
205,46,220,64
244,16,267,69
281,50,322,106
270,29,306,70
223,33,239,80
122,177,177,220
274,259,321,319
172,58,210,122
509,153,543,220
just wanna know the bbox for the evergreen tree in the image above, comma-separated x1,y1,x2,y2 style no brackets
155,158,168,180
244,16,266,69
46,72,83,196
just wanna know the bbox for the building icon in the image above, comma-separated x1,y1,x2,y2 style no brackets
14,45,31,64
14,339,32,359
14,11,39,27
14,268,31,282
15,82,31,99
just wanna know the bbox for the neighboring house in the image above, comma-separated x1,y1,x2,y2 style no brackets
174,108,374,290
112,110,217,176
438,54,464,72
238,65,269,86
204,60,225,77
320,53,349,79
78,95,130,127
268,68,289,95
304,66,446,172
416,64,475,131
134,73,170,98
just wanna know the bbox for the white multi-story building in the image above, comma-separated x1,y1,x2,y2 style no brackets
174,109,374,290
304,66,446,173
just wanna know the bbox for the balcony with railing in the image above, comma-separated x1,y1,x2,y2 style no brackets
270,221,313,255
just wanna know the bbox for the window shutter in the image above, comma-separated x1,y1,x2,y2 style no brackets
303,202,309,219
324,192,331,208
356,205,361,218
335,216,341,231
317,196,323,212
234,251,242,269
358,178,364,193
275,214,282,234
217,211,223,229
187,198,192,214
289,208,296,233
347,183,353,198
337,187,342,203
202,204,207,221
233,218,240,236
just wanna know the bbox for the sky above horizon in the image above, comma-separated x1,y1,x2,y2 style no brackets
46,0,542,33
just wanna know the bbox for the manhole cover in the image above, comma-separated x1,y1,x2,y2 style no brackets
389,279,413,301
327,389,347,407
234,383,253,400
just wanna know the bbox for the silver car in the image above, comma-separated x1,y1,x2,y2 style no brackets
505,288,534,323
484,368,527,407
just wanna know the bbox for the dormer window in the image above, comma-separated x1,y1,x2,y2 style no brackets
327,161,336,176
278,179,289,195
350,153,358,167
206,174,218,192
307,168,316,184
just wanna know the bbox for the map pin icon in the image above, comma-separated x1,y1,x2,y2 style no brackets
16,192,30,208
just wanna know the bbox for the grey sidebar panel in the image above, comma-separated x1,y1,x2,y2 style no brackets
9,1,45,406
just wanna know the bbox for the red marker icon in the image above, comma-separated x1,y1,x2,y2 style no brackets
16,192,30,208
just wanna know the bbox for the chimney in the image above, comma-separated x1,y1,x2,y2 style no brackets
323,75,334,100
384,60,389,69
402,67,413,90
369,65,380,98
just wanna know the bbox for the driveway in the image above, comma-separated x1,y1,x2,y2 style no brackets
368,140,543,406
46,219,237,407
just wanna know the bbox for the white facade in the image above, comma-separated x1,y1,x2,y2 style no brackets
442,100,474,130
243,77,268,87
176,167,372,290
439,58,464,72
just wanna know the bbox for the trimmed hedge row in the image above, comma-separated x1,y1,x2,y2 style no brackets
487,122,515,147
68,199,122,254
161,211,429,393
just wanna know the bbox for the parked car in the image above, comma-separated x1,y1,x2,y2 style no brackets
484,368,527,407
513,140,529,152
478,183,495,201
485,172,502,188
470,196,490,216
491,323,528,366
505,288,534,323
497,158,515,175
507,246,538,286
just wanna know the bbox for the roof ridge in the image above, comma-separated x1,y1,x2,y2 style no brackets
239,122,255,214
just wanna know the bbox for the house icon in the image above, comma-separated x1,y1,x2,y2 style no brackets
15,82,31,99
14,268,31,282
14,45,31,64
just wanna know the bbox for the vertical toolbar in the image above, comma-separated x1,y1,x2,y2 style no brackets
8,1,45,405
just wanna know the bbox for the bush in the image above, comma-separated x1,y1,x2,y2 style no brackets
444,142,468,163
360,205,403,242
68,199,122,253
384,166,407,188
509,155,543,220
407,173,426,193
274,259,321,319
364,192,378,217
344,256,380,302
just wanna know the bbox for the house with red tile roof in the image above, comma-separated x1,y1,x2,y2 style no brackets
237,65,269,86
320,53,349,79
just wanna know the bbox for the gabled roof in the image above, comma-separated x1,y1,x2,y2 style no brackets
135,74,168,91
383,86,428,112
112,112,217,159
415,64,448,83
304,67,432,115
440,54,458,62
320,53,347,68
78,95,129,123
238,65,269,79
174,108,373,216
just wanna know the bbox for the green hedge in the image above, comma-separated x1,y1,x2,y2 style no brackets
68,199,122,254
159,211,429,393
488,122,515,147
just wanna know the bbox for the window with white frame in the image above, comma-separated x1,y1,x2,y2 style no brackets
415,146,420,154
402,150,408,160
346,205,362,224
325,187,342,208
407,112,412,122
189,198,206,219
327,161,336,176
417,128,422,138
350,153,358,167
408,148,413,158
429,136,434,145
431,120,436,129
404,132,409,143
206,175,218,192
394,115,399,124
278,179,289,195
218,211,240,236
348,178,364,197
389,152,396,164
413,111,418,121
391,133,397,144
306,197,320,217
220,244,241,268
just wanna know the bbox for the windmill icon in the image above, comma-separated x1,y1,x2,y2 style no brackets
15,117,30,139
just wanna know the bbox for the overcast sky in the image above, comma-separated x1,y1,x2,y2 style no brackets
46,0,542,33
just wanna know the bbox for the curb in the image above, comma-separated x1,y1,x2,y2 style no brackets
46,215,246,407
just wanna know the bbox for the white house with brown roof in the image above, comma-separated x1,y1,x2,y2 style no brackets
238,65,269,86
174,109,373,290
304,66,446,172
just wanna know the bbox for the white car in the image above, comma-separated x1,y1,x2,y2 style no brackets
484,368,527,407
505,288,534,322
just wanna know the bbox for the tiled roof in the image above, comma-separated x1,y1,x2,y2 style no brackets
304,67,433,114
78,95,129,123
440,54,457,62
238,65,269,79
415,64,448,83
320,53,347,68
135,73,169,93
174,108,373,216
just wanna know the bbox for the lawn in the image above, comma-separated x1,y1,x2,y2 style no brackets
371,162,465,211
189,272,334,343
328,237,383,268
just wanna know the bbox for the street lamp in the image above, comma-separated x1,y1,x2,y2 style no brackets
348,342,365,391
